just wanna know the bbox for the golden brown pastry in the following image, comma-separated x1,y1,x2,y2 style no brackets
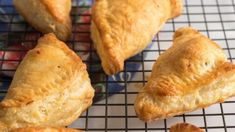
134,27,235,122
11,127,83,132
13,0,72,41
91,0,183,75
0,34,94,131
170,123,204,132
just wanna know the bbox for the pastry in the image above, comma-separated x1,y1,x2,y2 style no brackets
170,123,204,132
0,34,94,130
13,0,72,41
11,127,83,132
134,27,235,122
91,0,183,75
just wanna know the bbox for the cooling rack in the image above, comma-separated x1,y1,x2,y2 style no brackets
1,0,235,132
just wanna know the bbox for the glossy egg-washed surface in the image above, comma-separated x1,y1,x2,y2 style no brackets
135,27,235,122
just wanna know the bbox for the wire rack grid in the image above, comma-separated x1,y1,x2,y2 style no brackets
1,0,235,132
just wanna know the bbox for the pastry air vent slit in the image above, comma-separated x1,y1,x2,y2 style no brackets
1,0,235,131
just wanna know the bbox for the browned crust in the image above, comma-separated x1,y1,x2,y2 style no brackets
41,0,71,23
170,0,184,18
136,88,235,122
170,123,205,132
91,0,124,75
0,33,86,108
13,0,72,41
134,27,235,122
37,33,84,66
91,0,183,75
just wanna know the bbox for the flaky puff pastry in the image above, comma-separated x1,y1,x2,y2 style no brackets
11,127,83,132
134,27,235,122
91,0,183,75
0,34,94,131
170,123,204,132
13,0,72,41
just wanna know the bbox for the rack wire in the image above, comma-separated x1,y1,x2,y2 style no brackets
1,0,235,132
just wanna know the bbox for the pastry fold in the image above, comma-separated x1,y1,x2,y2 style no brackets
13,0,72,41
0,34,94,130
91,0,183,75
170,123,204,132
134,27,235,122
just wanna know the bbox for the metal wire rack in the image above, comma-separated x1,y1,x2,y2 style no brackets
1,0,235,132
